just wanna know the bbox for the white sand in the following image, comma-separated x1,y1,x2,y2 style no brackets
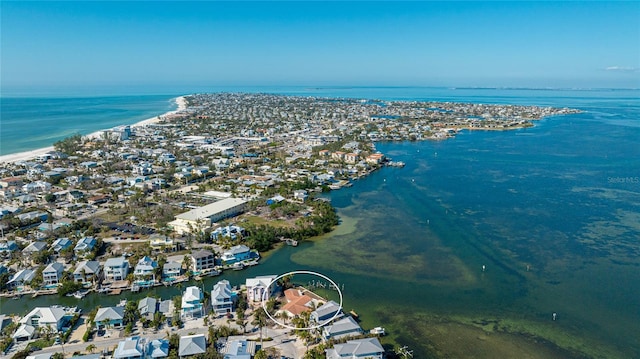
0,96,189,164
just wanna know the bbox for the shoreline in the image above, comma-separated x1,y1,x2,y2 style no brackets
0,95,188,164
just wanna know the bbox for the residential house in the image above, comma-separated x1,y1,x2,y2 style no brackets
325,338,385,359
344,153,359,164
73,260,102,284
7,269,35,288
311,300,342,324
162,261,182,279
245,275,277,303
74,236,97,257
12,324,36,342
104,257,129,282
0,240,18,255
138,297,158,321
211,280,234,316
42,262,65,286
210,225,245,241
19,306,66,331
190,250,215,273
134,256,158,282
181,286,203,319
113,336,144,359
322,316,363,341
94,306,125,329
280,289,315,318
293,189,309,202
178,334,206,358
147,339,170,358
22,241,47,256
51,238,73,254
221,339,255,359
220,245,253,265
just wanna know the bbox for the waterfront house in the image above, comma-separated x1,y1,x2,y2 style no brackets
245,275,277,303
94,306,125,329
181,286,203,319
211,280,234,316
220,245,252,265
74,236,97,257
73,260,102,284
51,237,73,254
325,337,385,359
178,334,206,358
19,306,66,331
147,339,170,358
221,339,254,359
134,256,158,282
210,224,245,241
42,262,64,286
311,300,342,324
138,297,158,321
190,250,215,273
104,256,129,282
7,268,35,288
162,261,182,279
322,316,363,341
113,336,144,359
280,289,315,318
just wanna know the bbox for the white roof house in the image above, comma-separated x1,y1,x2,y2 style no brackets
181,286,203,318
211,280,233,315
12,324,35,341
19,307,66,331
325,338,385,359
322,316,363,340
178,334,206,357
113,336,144,359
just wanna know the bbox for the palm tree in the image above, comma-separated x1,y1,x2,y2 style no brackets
251,309,267,347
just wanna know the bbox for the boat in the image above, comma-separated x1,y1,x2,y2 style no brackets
72,291,86,299
231,262,244,271
370,327,386,336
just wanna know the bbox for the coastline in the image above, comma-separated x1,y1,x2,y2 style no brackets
0,96,188,164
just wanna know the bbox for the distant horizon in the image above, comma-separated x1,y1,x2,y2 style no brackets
2,1,638,92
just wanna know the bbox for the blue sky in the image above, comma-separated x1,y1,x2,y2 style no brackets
1,1,639,91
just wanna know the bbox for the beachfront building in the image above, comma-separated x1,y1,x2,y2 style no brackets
190,250,215,273
94,307,125,329
211,280,234,316
168,198,247,235
181,286,204,319
104,257,129,282
42,262,64,286
178,334,206,358
221,339,255,359
325,338,385,359
73,260,102,284
19,307,66,331
245,275,277,303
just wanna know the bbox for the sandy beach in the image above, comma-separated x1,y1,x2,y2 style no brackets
0,96,188,164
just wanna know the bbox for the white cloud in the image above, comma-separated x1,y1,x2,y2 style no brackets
604,66,638,73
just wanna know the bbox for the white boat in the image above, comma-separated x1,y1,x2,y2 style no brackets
72,291,86,299
231,262,244,271
370,327,386,336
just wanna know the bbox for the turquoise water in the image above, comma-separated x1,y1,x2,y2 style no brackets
0,95,179,155
0,87,638,357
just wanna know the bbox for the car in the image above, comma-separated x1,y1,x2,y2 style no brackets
54,338,61,345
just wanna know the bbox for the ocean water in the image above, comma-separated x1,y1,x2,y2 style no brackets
0,87,638,358
0,95,179,155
